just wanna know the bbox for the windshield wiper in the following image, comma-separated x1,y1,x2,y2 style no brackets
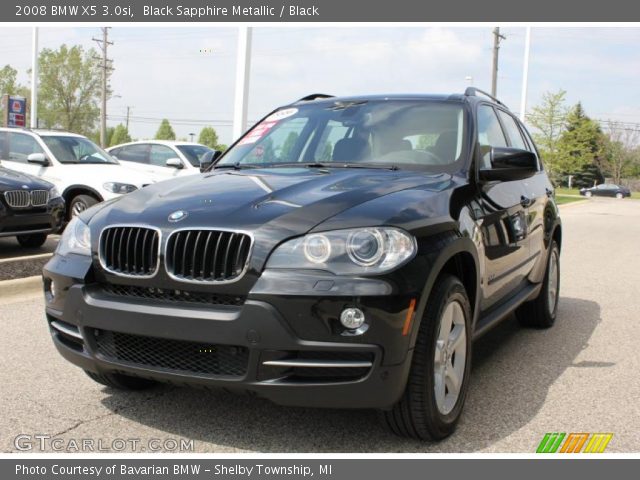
213,162,266,170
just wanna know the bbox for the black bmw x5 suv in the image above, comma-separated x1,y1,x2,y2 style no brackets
43,89,561,440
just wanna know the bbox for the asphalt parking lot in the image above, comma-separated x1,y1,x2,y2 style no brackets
1,198,639,453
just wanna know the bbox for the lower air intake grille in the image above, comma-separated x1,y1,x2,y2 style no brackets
99,226,159,277
100,283,246,307
93,330,249,377
166,229,251,283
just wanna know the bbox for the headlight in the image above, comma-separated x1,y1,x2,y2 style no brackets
49,186,61,200
103,182,137,194
56,217,91,257
266,227,416,275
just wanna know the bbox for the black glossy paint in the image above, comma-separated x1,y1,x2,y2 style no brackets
43,93,561,408
0,166,65,238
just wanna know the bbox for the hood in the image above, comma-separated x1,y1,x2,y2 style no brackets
91,167,452,236
0,167,52,190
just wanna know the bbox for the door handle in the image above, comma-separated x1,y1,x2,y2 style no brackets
520,195,532,208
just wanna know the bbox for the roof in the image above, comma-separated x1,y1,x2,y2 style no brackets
107,140,207,149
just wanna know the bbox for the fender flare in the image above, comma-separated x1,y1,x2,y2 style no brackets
62,185,104,203
408,233,481,350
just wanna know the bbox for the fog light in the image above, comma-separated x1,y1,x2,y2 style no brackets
340,307,365,330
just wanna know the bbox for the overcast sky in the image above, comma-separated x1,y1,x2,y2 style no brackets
1,26,638,144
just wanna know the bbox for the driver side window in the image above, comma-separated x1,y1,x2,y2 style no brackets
477,105,507,169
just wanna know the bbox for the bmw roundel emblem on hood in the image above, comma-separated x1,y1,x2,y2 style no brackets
168,210,188,222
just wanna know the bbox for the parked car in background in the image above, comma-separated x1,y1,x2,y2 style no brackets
1,166,64,248
579,183,631,198
0,128,158,219
107,141,214,179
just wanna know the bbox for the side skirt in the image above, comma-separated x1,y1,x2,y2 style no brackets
472,282,543,341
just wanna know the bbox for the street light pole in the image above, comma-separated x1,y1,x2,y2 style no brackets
30,27,39,128
519,27,532,122
232,26,252,141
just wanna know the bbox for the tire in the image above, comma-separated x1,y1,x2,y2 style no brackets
616,193,623,199
69,194,98,219
84,370,157,390
585,191,593,198
517,241,560,329
16,233,48,248
380,274,472,440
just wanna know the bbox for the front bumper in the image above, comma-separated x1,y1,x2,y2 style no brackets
43,256,417,409
0,197,65,237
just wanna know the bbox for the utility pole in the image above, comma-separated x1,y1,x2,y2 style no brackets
93,27,113,147
233,26,253,141
125,106,132,130
491,27,506,97
30,27,39,128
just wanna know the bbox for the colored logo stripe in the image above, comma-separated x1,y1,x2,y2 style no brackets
583,433,613,453
537,433,565,453
537,433,613,453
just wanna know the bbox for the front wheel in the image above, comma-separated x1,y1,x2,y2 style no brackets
16,233,48,248
585,191,593,198
517,241,560,328
69,194,98,219
616,192,624,199
380,274,472,440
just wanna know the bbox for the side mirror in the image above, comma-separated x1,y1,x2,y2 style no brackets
199,150,222,173
165,158,184,169
479,147,538,182
27,153,49,166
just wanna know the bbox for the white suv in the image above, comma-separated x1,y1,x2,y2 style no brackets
0,128,158,218
107,140,213,179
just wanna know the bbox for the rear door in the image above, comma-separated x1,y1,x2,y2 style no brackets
496,109,549,273
474,104,533,310
112,144,153,175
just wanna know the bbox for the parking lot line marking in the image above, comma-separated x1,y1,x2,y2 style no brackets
0,253,53,264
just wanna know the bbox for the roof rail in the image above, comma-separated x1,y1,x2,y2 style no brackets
296,93,335,102
464,87,505,106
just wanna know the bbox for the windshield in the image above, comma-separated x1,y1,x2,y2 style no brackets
176,144,214,167
41,136,118,165
219,100,466,170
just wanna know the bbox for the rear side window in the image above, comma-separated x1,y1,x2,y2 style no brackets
477,105,507,169
4,133,44,163
150,144,179,167
117,144,150,164
497,110,528,150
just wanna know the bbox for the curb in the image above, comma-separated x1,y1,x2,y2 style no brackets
0,275,42,302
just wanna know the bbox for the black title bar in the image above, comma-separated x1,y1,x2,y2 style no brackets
5,0,640,22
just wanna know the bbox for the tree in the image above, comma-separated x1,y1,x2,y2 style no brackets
556,103,605,177
110,124,132,146
198,126,219,148
0,65,20,95
280,132,299,160
528,90,568,181
37,45,101,135
600,122,640,185
155,119,176,140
